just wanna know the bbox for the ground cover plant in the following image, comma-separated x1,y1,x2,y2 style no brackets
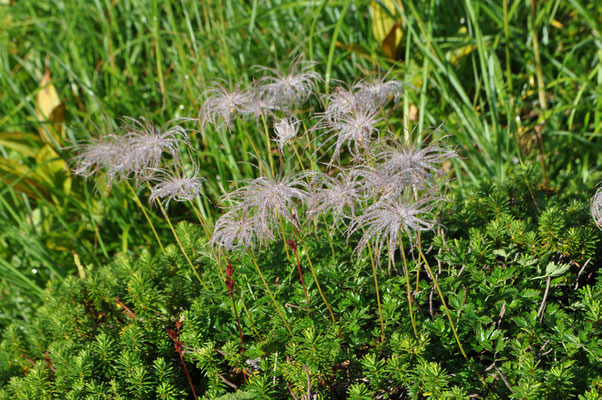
1,0,601,399
0,164,600,399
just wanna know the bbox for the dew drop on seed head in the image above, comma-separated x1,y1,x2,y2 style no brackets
184,75,189,80
179,105,184,110
32,268,38,274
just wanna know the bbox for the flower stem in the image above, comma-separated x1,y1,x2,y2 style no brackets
399,236,418,337
279,217,293,263
366,240,385,341
239,293,261,338
298,236,336,324
125,181,165,256
217,251,260,338
229,290,244,352
260,113,275,176
290,230,310,303
416,232,423,293
249,254,297,343
188,200,211,239
418,247,468,362
157,202,209,291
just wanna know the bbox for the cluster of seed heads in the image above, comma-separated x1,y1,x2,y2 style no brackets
200,59,457,264
72,57,458,265
72,117,201,206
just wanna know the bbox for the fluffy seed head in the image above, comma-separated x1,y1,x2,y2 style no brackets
349,164,415,200
348,194,438,265
198,81,252,132
149,162,205,207
211,210,274,254
378,138,457,183
256,59,322,111
315,107,382,164
273,116,301,151
123,117,188,180
321,86,362,120
591,188,602,229
71,133,131,189
307,171,363,227
221,169,310,230
353,77,404,108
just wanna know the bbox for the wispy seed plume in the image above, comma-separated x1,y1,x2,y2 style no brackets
221,168,310,230
273,116,301,152
307,170,363,227
353,77,404,108
149,162,205,207
347,194,438,265
256,58,322,111
198,81,252,132
211,210,274,254
72,133,131,189
315,106,382,164
123,117,189,180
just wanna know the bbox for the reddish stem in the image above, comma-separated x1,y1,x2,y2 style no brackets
288,232,309,303
229,291,245,352
167,322,198,400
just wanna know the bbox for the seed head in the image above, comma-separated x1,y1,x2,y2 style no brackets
348,194,438,265
591,188,602,229
321,86,362,120
256,58,322,111
315,106,382,164
353,77,404,108
378,138,457,184
273,116,301,151
71,133,131,189
307,170,363,227
349,164,414,200
123,117,188,180
211,210,274,254
198,81,252,132
149,162,205,207
221,168,310,230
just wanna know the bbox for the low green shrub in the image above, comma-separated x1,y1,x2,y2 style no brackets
0,166,600,399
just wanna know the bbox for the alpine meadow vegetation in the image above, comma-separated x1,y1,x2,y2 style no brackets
1,1,601,399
